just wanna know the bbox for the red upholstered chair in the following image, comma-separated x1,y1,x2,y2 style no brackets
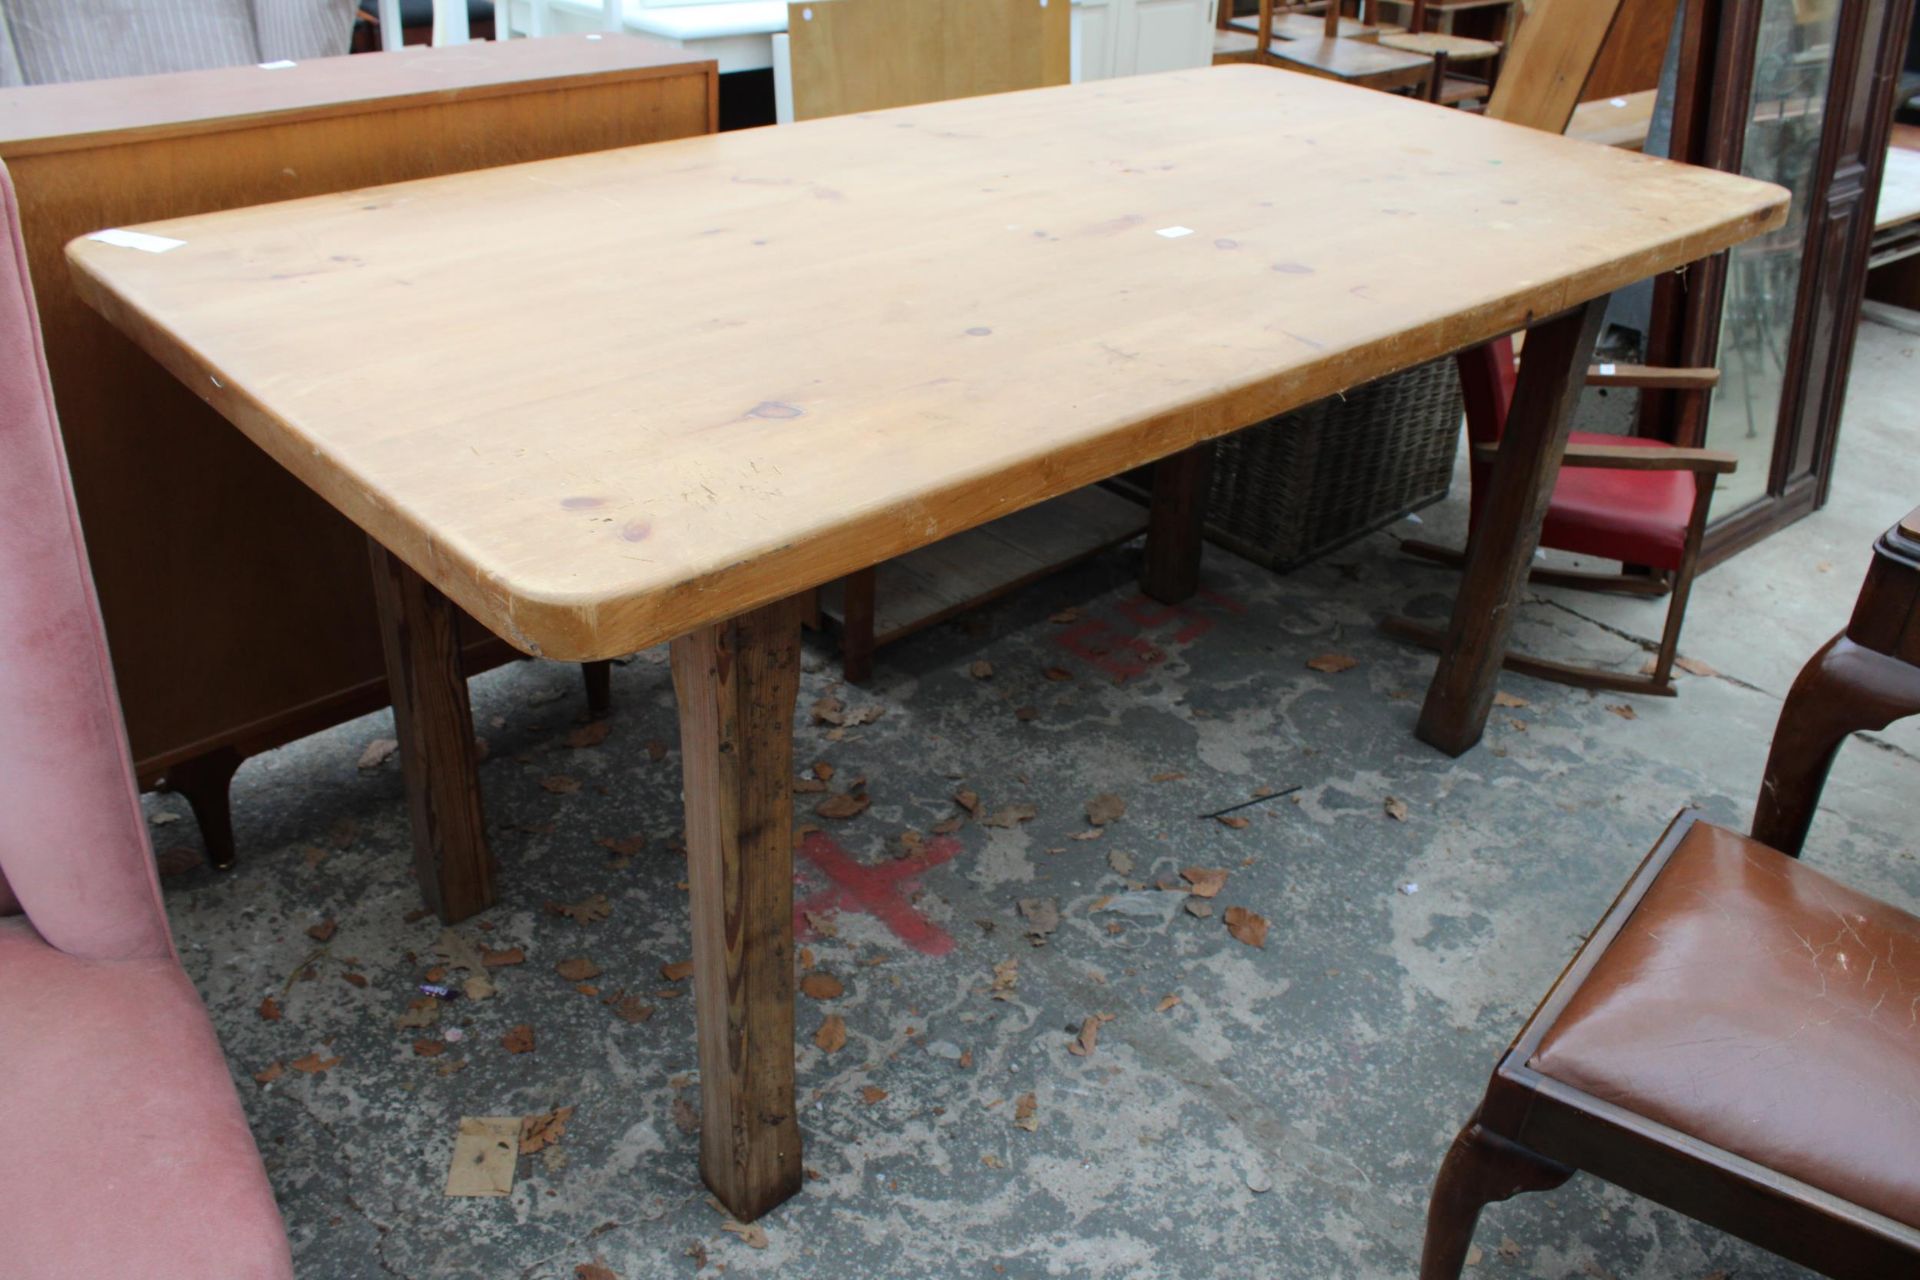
1386,336,1736,694
0,160,293,1278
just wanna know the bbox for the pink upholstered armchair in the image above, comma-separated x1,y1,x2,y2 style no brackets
0,161,292,1278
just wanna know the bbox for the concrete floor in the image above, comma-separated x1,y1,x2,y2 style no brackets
150,319,1920,1279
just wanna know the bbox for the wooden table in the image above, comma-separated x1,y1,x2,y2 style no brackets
69,66,1786,1221
5,35,715,874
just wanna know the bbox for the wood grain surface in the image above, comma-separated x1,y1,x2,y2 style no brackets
70,67,1787,662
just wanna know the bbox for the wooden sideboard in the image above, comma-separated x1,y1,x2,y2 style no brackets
8,34,715,865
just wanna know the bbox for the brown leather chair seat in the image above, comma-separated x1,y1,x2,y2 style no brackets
1530,821,1920,1230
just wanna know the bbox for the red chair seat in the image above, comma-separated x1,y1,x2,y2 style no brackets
0,919,292,1280
1538,431,1698,571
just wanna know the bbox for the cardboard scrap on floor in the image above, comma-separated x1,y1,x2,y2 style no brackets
445,1116,521,1197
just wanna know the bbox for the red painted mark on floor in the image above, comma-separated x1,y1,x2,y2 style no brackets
1052,590,1250,681
793,831,963,956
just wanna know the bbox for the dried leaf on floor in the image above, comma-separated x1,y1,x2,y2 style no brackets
660,960,695,982
1155,994,1181,1013
810,696,846,726
860,1085,888,1105
341,972,368,989
1184,898,1214,919
396,997,441,1030
1108,849,1135,876
253,1061,284,1085
1085,793,1126,826
844,705,885,727
556,956,602,982
969,660,993,679
1606,703,1638,720
1067,1016,1100,1058
290,1051,340,1074
1675,655,1719,677
990,957,1019,1001
306,918,338,942
1492,691,1529,709
952,788,982,817
1224,906,1269,949
547,894,612,925
603,991,654,1024
1013,1092,1039,1131
983,803,1037,829
1181,867,1228,898
565,721,612,750
1151,771,1186,783
1018,898,1060,945
815,791,871,820
445,1116,520,1198
413,1038,446,1057
1497,1238,1521,1261
519,1105,574,1155
1043,666,1073,682
1384,797,1409,822
814,1015,848,1054
501,1024,536,1055
800,973,844,1000
575,1264,618,1280
479,945,525,968
541,775,582,794
464,974,495,1001
671,1095,700,1136
1306,653,1358,674
258,996,282,1022
1069,827,1102,842
357,738,398,770
1217,815,1251,830
721,1222,770,1249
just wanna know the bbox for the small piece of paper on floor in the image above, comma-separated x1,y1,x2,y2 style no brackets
1156,226,1194,239
445,1116,520,1197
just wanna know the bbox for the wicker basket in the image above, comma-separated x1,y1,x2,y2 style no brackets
1193,357,1464,572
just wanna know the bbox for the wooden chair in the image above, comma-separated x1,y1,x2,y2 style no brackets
1383,344,1733,695
1382,0,1721,695
1421,510,1920,1279
1254,0,1435,93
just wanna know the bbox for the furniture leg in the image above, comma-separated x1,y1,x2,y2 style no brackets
1421,1121,1573,1280
1141,441,1215,605
1646,466,1715,687
581,660,613,719
163,745,243,871
670,594,807,1222
840,567,877,684
1752,635,1920,857
366,540,493,923
1416,297,1608,755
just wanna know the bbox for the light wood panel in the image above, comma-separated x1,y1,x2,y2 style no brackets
7,35,714,804
1485,0,1625,131
786,0,1069,122
70,68,1788,666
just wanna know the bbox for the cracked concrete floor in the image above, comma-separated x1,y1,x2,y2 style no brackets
148,319,1919,1279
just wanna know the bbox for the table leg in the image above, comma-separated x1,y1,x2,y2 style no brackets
1416,297,1608,756
366,540,494,922
670,594,806,1222
1141,440,1215,604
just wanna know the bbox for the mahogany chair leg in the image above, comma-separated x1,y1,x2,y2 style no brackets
1752,635,1920,857
581,660,612,719
1417,297,1609,755
1141,440,1215,605
840,566,877,684
165,744,244,871
366,539,494,923
670,593,807,1222
1421,1121,1573,1280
